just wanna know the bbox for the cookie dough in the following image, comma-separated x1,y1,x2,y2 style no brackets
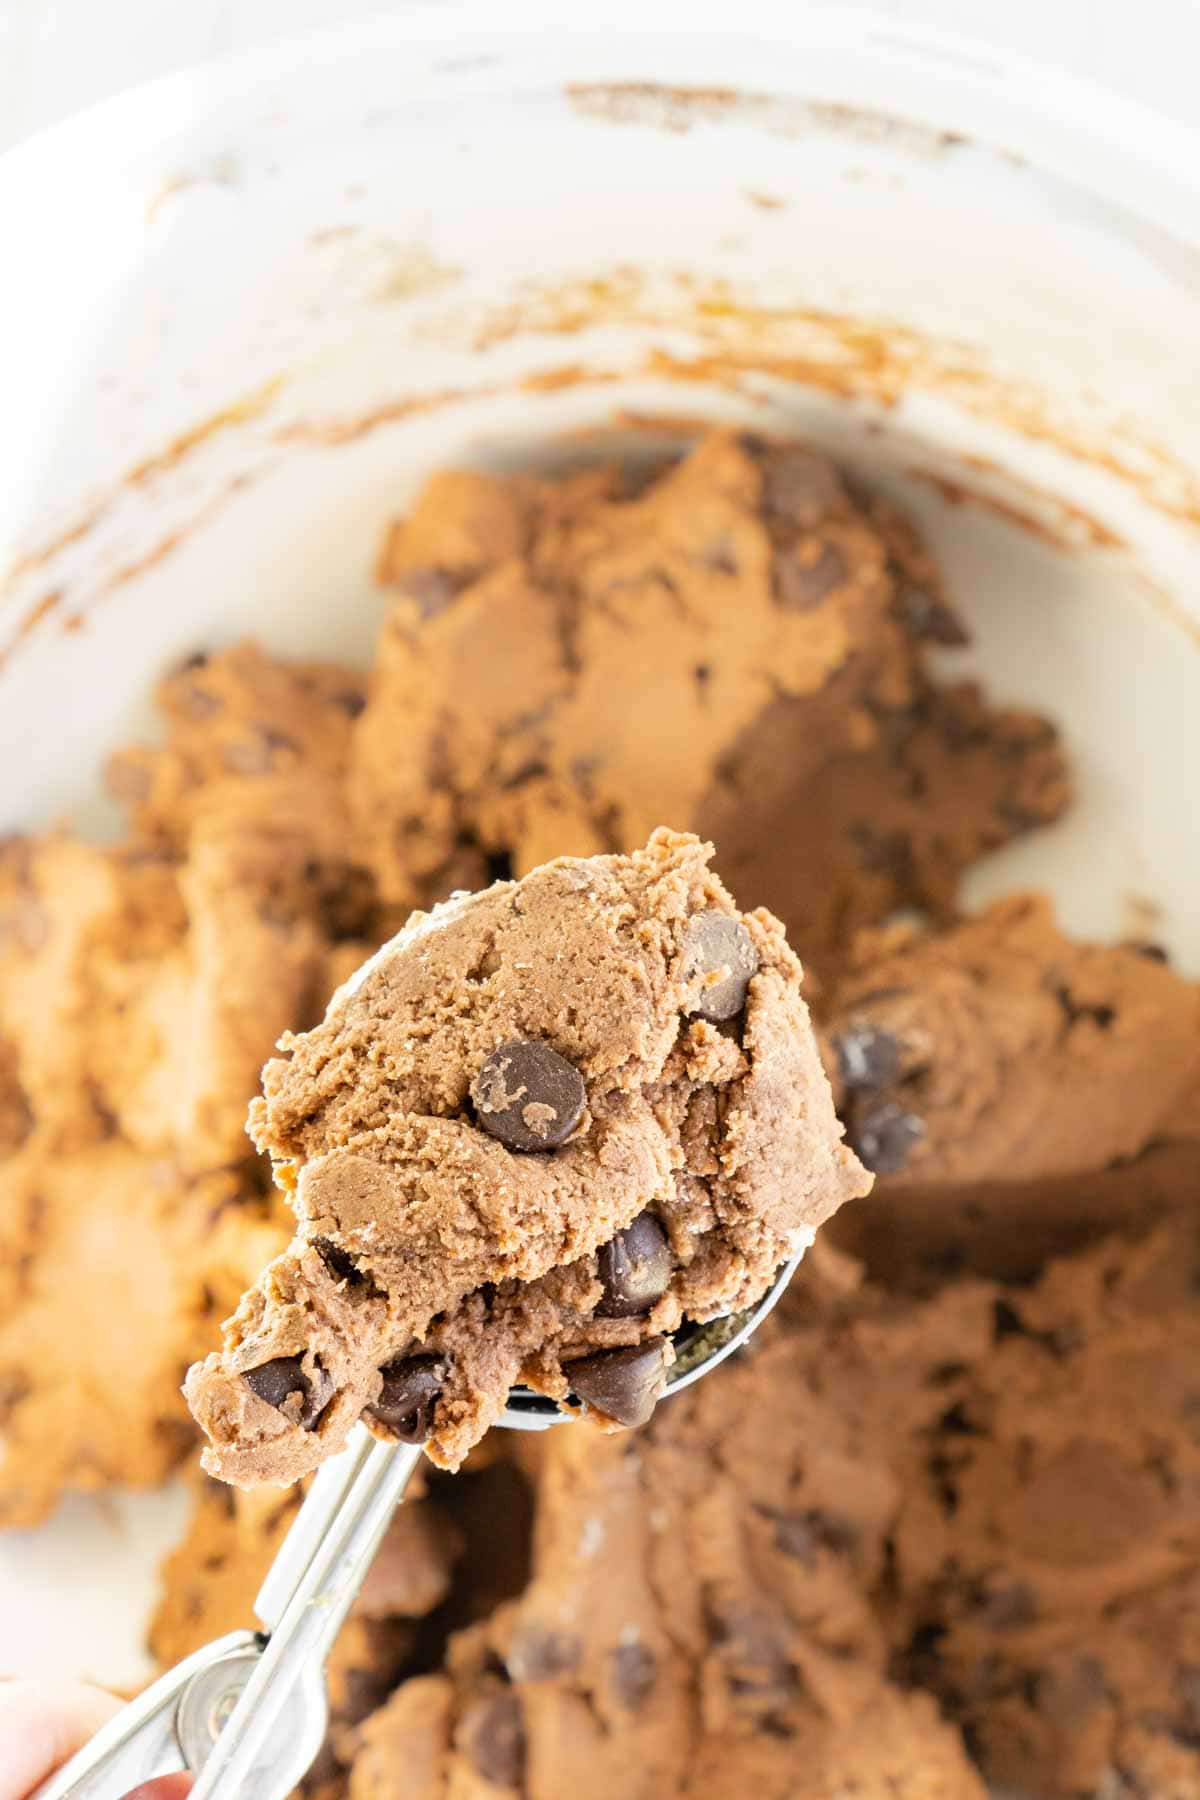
822,895,1200,1279
186,829,869,1482
3,425,1196,1800
0,1138,284,1527
0,433,1070,1525
348,1315,987,1800
826,894,1200,1183
892,1216,1200,1798
349,1206,1200,1800
0,827,346,1175
354,432,1068,980
0,641,380,1521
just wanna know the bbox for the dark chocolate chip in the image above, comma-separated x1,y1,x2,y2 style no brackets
398,564,470,619
682,912,758,1022
470,1040,586,1152
897,584,970,646
849,822,912,878
457,1691,525,1789
937,1400,982,1437
993,1298,1028,1342
713,1610,797,1697
774,1509,860,1564
566,1338,668,1428
755,444,847,528
610,1641,658,1709
243,1356,307,1409
368,1355,445,1443
312,1237,365,1287
597,1211,672,1319
507,1626,581,1680
335,689,367,719
901,1621,948,1689
485,849,515,885
773,542,847,609
1129,940,1170,963
830,1022,901,1092
500,758,549,791
849,1099,925,1174
773,1515,819,1564
1054,984,1115,1030
243,1356,332,1429
178,650,210,672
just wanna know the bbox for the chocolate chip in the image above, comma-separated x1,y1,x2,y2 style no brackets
458,1692,525,1788
368,1355,445,1442
610,1641,657,1709
682,912,758,1022
312,1237,365,1287
754,444,847,528
566,1339,668,1427
772,1515,817,1564
849,1099,925,1174
471,1040,586,1151
898,584,970,646
597,1211,672,1318
699,536,738,574
334,689,366,718
507,1626,581,1680
1129,940,1170,963
243,1356,332,1429
992,1299,1027,1343
850,822,913,878
713,1610,797,1698
773,1509,860,1564
773,542,847,609
830,1022,901,1092
398,564,470,619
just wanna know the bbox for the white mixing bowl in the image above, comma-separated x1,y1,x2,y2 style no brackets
0,1,1197,1697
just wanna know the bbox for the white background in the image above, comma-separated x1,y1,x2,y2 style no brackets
0,0,1198,155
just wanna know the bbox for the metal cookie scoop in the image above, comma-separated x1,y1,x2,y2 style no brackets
33,1251,803,1800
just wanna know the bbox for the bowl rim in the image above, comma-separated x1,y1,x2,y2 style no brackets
1,2,1198,241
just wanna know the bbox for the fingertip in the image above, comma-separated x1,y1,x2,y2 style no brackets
0,1680,122,1800
121,1776,194,1800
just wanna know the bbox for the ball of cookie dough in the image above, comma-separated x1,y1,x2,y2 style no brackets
185,829,870,1486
